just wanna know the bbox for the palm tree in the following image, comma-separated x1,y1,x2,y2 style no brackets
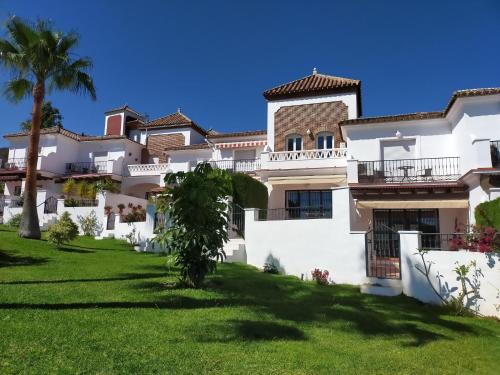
0,17,96,239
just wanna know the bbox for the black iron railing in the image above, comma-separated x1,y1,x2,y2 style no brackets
210,159,261,173
43,196,58,214
358,157,460,184
255,206,332,221
9,197,23,207
491,141,500,168
231,203,245,236
1,158,27,170
420,233,468,251
65,161,108,175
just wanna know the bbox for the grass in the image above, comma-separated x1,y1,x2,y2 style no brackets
0,225,499,374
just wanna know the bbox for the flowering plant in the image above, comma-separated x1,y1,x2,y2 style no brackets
311,269,330,286
449,225,498,253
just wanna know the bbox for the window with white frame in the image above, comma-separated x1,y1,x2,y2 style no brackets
316,132,334,149
286,134,302,151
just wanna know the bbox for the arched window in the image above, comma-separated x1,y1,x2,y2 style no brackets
286,134,302,151
316,132,334,149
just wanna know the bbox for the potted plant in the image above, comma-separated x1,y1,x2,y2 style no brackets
104,206,112,215
117,203,125,215
125,228,140,251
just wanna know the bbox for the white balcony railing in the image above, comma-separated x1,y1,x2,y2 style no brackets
125,163,170,177
268,148,348,161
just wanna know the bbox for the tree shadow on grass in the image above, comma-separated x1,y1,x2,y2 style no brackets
57,246,96,254
0,272,165,285
196,320,306,342
0,250,48,268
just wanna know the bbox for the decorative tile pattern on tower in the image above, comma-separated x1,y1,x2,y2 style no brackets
274,101,348,151
147,133,185,162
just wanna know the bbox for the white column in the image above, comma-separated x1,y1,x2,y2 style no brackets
399,230,423,299
346,158,359,183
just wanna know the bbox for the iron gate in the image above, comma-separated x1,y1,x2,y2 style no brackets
365,229,401,279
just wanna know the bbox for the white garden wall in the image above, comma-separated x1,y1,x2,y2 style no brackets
400,231,500,318
244,188,367,284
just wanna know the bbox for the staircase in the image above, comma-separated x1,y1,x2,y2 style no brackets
40,214,58,230
360,277,403,297
224,237,247,263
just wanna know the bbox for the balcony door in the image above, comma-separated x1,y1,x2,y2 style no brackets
93,152,108,173
234,149,256,172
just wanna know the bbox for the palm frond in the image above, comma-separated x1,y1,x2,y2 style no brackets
50,58,96,100
6,17,39,49
3,77,33,102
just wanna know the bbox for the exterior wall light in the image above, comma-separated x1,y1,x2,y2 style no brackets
395,130,402,139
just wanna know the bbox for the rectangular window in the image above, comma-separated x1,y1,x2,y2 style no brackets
317,136,324,150
326,135,333,149
285,190,332,219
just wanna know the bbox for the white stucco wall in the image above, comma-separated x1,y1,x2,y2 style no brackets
400,231,500,318
244,188,367,285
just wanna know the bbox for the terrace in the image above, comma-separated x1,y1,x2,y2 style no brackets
354,157,461,184
261,148,348,171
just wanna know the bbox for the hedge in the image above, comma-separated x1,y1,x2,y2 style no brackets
230,172,268,209
475,198,500,229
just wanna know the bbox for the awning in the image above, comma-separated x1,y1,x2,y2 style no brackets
267,175,346,186
356,199,469,209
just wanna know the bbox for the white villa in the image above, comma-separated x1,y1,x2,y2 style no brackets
1,70,499,317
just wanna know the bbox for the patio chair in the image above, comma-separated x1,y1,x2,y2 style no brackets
416,167,433,182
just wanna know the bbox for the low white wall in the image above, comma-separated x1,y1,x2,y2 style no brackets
400,231,500,318
2,206,22,224
244,188,367,284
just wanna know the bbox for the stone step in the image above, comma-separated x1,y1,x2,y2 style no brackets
360,283,403,297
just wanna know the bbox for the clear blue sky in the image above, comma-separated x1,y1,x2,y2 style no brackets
0,0,499,146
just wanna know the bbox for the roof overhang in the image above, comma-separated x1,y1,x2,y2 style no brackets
267,175,346,186
356,199,469,209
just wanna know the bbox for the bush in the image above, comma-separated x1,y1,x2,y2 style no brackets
311,269,330,286
155,163,232,288
47,212,79,248
475,198,500,229
64,198,78,207
263,262,279,274
77,210,100,236
7,213,22,228
231,172,268,209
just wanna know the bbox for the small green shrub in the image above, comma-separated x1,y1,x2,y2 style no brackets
77,210,100,236
475,198,500,229
47,212,79,248
231,172,268,209
7,213,22,228
263,262,279,274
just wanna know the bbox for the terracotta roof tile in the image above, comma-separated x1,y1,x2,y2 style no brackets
139,111,208,136
341,111,444,126
207,129,267,138
263,71,360,100
444,87,500,113
3,126,141,144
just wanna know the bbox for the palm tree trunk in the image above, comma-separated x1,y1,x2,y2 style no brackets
18,82,44,239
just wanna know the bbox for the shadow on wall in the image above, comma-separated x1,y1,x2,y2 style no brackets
265,253,286,274
404,251,500,316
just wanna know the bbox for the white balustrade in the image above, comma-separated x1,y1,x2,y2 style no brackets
125,163,171,176
268,148,348,161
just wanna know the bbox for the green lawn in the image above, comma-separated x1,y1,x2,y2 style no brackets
0,225,498,375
